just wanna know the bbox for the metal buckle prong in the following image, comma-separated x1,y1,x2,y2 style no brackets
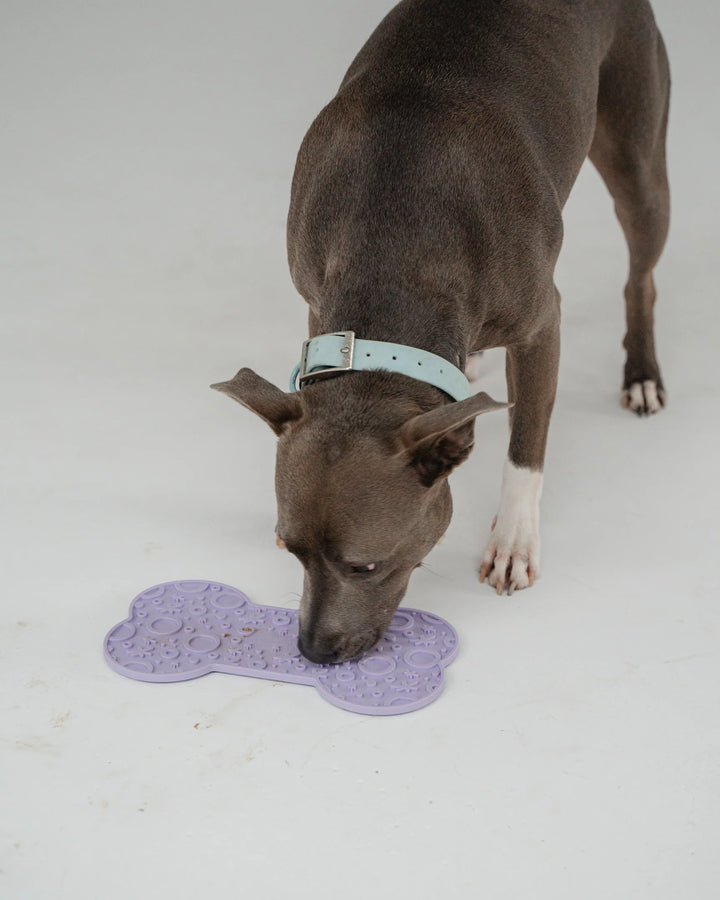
297,331,356,386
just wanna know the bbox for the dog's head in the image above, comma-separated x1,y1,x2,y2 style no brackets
212,368,505,663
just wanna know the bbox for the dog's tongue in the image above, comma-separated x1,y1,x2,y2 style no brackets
104,580,458,715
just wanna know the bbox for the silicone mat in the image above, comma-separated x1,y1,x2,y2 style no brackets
104,580,459,715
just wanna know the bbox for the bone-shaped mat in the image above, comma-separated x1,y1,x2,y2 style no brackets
104,581,458,715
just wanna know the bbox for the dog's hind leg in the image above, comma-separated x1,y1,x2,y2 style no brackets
589,4,670,415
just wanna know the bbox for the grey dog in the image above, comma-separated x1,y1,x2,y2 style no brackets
213,0,670,663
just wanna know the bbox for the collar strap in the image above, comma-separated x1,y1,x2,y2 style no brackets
289,331,471,401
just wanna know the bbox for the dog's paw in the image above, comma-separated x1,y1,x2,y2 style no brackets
622,380,665,416
480,524,540,596
479,461,542,596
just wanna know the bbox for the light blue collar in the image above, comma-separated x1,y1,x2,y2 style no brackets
289,331,471,401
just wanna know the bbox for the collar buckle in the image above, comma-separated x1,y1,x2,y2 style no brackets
297,330,355,386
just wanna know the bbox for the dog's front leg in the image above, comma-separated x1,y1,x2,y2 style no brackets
480,309,560,595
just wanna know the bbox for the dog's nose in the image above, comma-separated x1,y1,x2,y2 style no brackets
297,633,342,665
298,629,378,665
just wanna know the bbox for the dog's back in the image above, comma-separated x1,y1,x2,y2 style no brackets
287,0,653,345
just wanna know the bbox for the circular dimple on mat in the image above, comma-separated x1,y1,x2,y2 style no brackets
177,582,208,593
186,634,221,653
149,617,182,636
389,696,413,706
210,592,247,610
142,586,166,600
405,648,441,669
359,656,396,676
387,611,414,632
108,622,136,642
124,660,154,674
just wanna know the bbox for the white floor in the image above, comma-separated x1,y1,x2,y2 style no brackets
2,1,719,897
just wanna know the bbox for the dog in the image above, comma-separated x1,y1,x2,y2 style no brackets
213,0,670,663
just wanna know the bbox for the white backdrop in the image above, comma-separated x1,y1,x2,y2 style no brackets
2,2,719,897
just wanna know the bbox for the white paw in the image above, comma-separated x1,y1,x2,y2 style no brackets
479,461,542,596
622,380,665,415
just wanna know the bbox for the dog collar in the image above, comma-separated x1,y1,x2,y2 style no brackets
289,331,471,401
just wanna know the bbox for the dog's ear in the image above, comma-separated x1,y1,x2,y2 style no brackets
398,392,509,486
211,368,303,436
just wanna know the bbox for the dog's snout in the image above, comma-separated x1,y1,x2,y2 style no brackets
297,634,341,665
298,628,379,665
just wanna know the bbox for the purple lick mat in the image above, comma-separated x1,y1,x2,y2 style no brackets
104,580,458,715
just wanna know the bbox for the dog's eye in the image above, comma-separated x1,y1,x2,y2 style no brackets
348,563,377,576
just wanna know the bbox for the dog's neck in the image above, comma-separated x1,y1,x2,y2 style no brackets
299,366,454,423
312,275,469,371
